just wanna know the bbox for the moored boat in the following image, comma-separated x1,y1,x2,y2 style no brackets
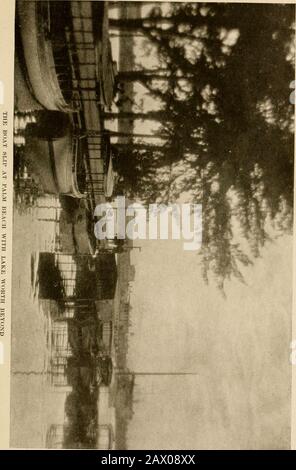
16,1,117,201
24,111,86,197
17,1,72,111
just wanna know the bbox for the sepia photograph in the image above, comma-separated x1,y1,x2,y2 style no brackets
7,0,295,450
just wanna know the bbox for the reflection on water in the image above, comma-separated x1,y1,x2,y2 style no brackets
11,193,134,449
11,196,109,448
11,196,63,447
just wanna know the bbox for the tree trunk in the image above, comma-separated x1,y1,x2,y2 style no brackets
109,17,157,32
104,111,169,121
118,69,168,78
109,131,168,139
117,70,195,86
109,33,145,38
114,143,166,152
109,15,206,33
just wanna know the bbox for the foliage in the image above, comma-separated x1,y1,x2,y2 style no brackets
112,3,294,291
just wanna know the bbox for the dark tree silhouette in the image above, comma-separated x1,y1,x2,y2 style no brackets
113,2,294,291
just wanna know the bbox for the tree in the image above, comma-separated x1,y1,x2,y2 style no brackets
114,3,295,292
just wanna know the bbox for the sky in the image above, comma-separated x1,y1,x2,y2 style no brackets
126,234,293,449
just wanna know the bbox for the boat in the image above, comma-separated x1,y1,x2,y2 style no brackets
24,111,86,197
17,1,72,112
92,1,118,109
17,1,117,201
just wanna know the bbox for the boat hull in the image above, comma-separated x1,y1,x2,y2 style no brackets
17,1,71,112
24,112,85,197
